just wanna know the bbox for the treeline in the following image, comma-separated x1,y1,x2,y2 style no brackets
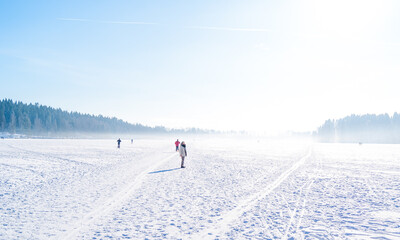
315,113,400,143
0,99,165,135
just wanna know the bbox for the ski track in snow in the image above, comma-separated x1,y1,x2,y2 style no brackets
194,147,312,239
282,178,314,239
2,138,400,239
295,180,314,236
61,152,177,240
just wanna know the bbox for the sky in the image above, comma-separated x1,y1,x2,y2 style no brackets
1,0,399,134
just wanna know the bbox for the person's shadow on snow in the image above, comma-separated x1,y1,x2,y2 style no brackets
148,168,181,174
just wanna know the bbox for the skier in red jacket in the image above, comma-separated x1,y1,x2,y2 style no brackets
175,139,180,151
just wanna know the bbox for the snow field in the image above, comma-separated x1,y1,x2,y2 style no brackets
1,138,400,239
0,138,173,239
79,138,310,239
223,143,400,239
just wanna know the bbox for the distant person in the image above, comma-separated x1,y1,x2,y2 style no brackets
179,141,187,168
117,138,122,148
175,139,180,151
131,139,133,144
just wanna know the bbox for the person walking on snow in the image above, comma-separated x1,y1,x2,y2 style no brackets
175,139,180,151
179,141,187,168
117,138,122,148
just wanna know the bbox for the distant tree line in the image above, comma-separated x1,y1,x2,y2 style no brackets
315,113,400,143
0,99,167,135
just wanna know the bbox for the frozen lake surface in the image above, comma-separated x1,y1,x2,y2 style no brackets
1,137,400,239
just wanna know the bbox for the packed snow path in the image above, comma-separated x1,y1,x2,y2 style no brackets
1,138,400,239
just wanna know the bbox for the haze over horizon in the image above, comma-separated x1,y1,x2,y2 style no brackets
1,1,399,134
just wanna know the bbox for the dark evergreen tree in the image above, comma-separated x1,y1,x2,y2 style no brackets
0,99,218,136
8,111,16,133
316,113,400,143
0,104,6,130
0,99,168,135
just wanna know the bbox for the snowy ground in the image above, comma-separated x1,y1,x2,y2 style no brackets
1,137,400,239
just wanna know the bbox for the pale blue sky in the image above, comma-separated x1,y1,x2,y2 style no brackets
1,0,399,133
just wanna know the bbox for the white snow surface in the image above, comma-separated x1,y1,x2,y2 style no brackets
1,137,400,239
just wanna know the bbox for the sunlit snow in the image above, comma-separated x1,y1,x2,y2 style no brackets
1,137,399,239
